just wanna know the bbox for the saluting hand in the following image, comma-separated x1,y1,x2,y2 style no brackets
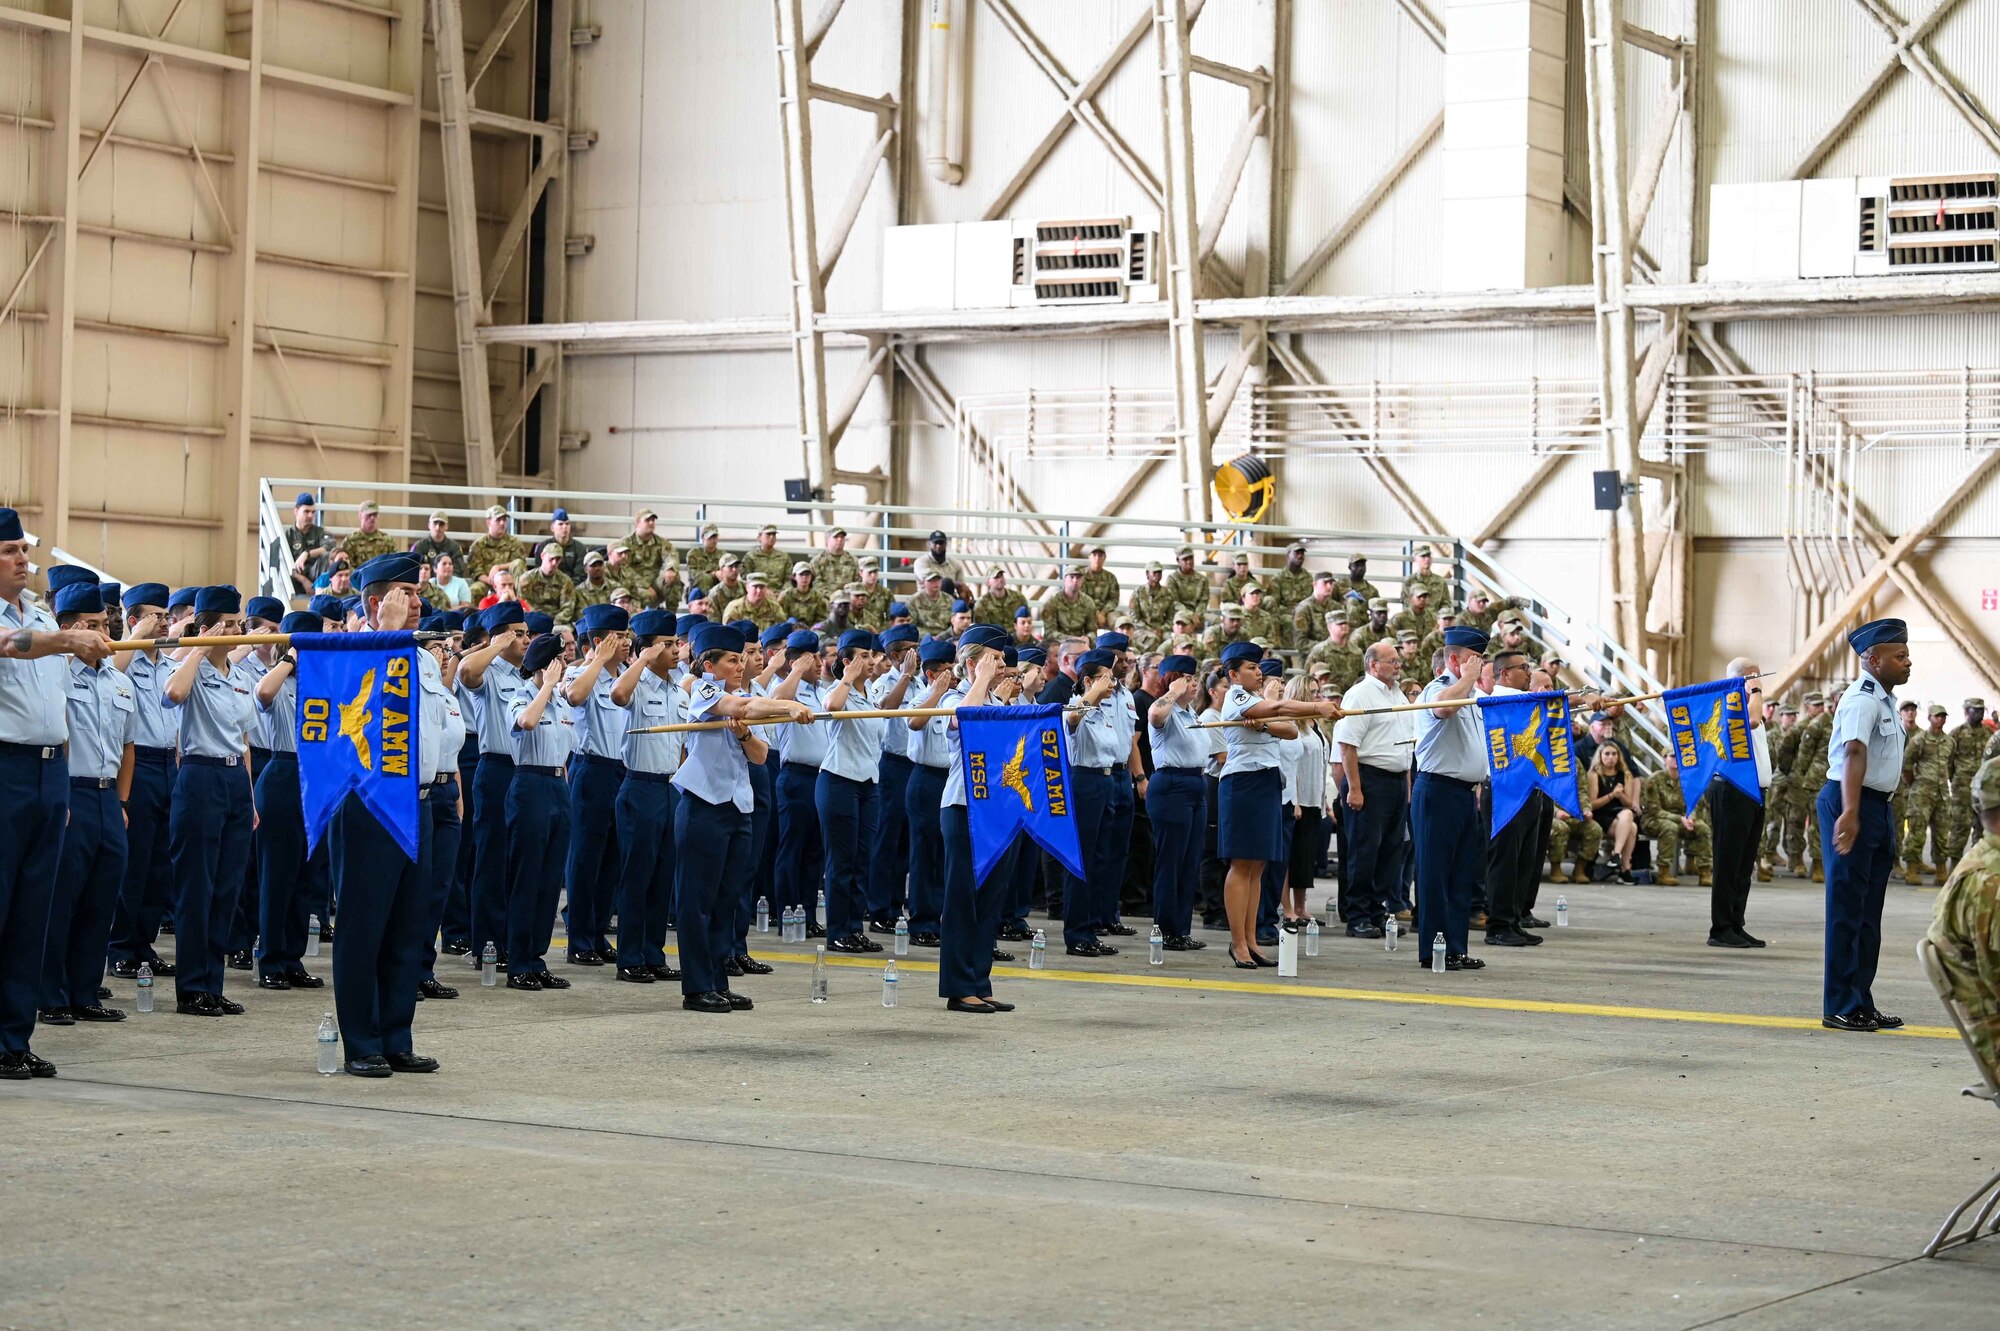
540,660,564,689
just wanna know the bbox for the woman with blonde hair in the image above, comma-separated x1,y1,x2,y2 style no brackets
1588,740,1641,884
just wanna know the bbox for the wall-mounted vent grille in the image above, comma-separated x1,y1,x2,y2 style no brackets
1890,242,1996,267
1877,173,2000,271
1012,217,1161,304
1857,197,1883,252
1035,220,1124,244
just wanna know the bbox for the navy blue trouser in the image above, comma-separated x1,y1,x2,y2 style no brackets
674,791,750,997
469,754,514,957
904,764,948,933
1339,765,1408,927
422,778,461,983
107,752,172,966
253,754,320,978
1259,804,1294,932
505,769,570,974
332,794,432,1058
1819,783,1894,1019
565,755,624,953
736,761,773,954
1412,773,1478,957
615,774,678,969
442,738,479,947
228,747,272,958
869,752,914,923
1003,834,1038,931
0,748,66,1052
939,804,1013,1000
47,781,123,1011
815,770,879,940
1148,769,1206,937
168,757,253,999
1099,772,1135,929
1063,770,1113,949
776,762,824,923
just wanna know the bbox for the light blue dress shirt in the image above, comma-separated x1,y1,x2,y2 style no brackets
820,684,882,782
1220,684,1281,774
259,668,299,756
475,658,522,755
231,654,272,750
674,675,753,811
1148,702,1208,770
911,677,953,769
869,670,909,759
622,670,686,775
774,678,829,768
66,658,135,780
418,649,461,784
939,682,972,807
1069,695,1122,769
1826,668,1905,793
563,661,630,760
166,657,254,760
0,596,68,746
1415,672,1486,782
505,671,575,768
121,652,178,751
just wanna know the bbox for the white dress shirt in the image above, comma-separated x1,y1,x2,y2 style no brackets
1334,674,1414,773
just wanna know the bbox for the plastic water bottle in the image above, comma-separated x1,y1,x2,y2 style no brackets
1431,931,1446,973
306,915,321,958
1305,919,1321,957
1555,894,1569,927
1324,900,1339,929
811,945,829,1003
894,911,909,956
881,959,898,1008
316,1013,339,1075
481,941,497,987
790,905,805,942
1029,929,1046,970
135,962,154,1013
1278,926,1299,976
1384,918,1398,952
1148,924,1164,966
755,897,769,933
814,888,827,925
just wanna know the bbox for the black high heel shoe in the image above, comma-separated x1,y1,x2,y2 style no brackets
1250,950,1278,968
1226,947,1259,970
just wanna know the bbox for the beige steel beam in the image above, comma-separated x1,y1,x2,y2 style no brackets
215,0,263,583
1789,0,1971,179
430,0,499,492
1155,0,1212,524
773,0,835,510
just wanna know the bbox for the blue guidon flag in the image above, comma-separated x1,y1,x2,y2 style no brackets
957,703,1088,886
1662,675,1761,810
294,631,423,861
1479,690,1584,835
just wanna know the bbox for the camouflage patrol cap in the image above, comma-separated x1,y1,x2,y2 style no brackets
1249,637,1273,650
1803,691,1825,705
582,549,605,566
485,504,509,520
1971,756,2000,813
745,573,768,587
1064,562,1087,576
1967,698,1988,710
1349,552,1368,563
830,589,852,605
1231,552,1250,566
429,510,449,525
792,561,813,576
1438,606,1458,620
1085,543,1106,555
1145,560,1163,573
635,507,659,521
1929,703,1949,718
759,523,779,536
607,541,629,556
1314,570,1335,584
1779,703,1797,716
700,524,720,538
719,553,740,568
1367,597,1387,612
1175,545,1194,559
1220,602,1244,618
1396,630,1419,643
1239,579,1262,594
1899,700,1918,713
1287,541,1307,555
1114,613,1135,627
1408,584,1431,600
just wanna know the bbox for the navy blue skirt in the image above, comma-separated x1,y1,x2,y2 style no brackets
1218,766,1284,863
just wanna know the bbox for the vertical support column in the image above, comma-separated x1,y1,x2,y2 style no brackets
432,0,500,494
1663,0,1700,682
1154,0,1213,526
886,0,924,514
1580,0,1646,663
774,0,835,515
216,5,264,584
537,0,575,485
1237,0,1285,523
382,0,428,491
33,16,84,559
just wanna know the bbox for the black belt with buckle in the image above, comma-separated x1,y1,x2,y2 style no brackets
0,740,61,761
70,776,116,790
181,754,241,768
517,764,563,778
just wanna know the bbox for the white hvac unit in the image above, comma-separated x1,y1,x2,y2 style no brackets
881,217,1161,312
1708,172,1998,281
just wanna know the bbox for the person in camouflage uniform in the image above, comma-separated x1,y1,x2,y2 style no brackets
1305,618,1363,694
811,527,861,594
780,562,828,628
707,555,747,618
1948,699,1989,863
653,561,686,616
1403,546,1452,609
1759,703,1800,878
1239,581,1289,649
1461,589,1527,635
1130,561,1177,636
1902,703,1955,882
1041,566,1100,638
1640,764,1713,886
572,550,620,610
849,566,888,631
905,571,954,636
684,525,726,589
408,510,465,571
1354,598,1393,652
338,500,400,569
1078,545,1119,623
464,505,527,598
1416,608,1460,667
1783,693,1830,873
1548,758,1604,882
973,569,1029,627
1335,554,1379,604
622,508,678,596
1116,612,1159,655
535,508,592,580
1201,603,1250,658
519,546,581,624
722,574,786,633
1220,552,1256,606
741,524,793,587
1891,699,1919,852
1163,546,1211,621
1927,755,2000,1082
1267,542,1315,613
1167,609,1202,648
1292,572,1343,644
1388,585,1437,641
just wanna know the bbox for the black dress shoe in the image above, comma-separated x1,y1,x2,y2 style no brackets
441,940,472,956
1485,927,1542,947
1734,929,1768,948
418,979,459,1000
852,935,884,953
175,994,222,1016
108,959,141,979
1163,934,1194,951
1520,914,1551,929
159,922,175,936
1065,942,1106,957
285,970,325,989
345,1055,392,1078
946,997,997,1013
536,972,571,990
567,950,605,966
826,936,868,954
721,991,754,1010
216,995,245,1015
1707,933,1754,948
385,1052,440,1073
1822,1012,1877,1032
616,966,656,983
258,973,293,990
70,1004,127,1022
505,973,545,991
0,1051,32,1079
980,998,1016,1012
682,991,733,1014
734,955,773,975
36,1007,76,1027
97,986,112,1001
1255,930,1280,947
649,964,682,982
992,948,1015,962
24,1049,56,1078
912,931,942,947
226,951,253,971
1863,1008,1904,1029
723,955,747,975
318,921,334,942
1450,953,1486,970
1346,923,1384,939
147,958,176,977
996,925,1035,942
1102,923,1136,937
1227,947,1260,969
1180,936,1207,950
805,922,826,939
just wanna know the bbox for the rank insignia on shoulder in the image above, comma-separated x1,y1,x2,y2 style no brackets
1859,680,1876,694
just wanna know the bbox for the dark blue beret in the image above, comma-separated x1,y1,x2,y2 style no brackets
309,594,345,621
728,619,757,639
47,565,97,593
918,638,955,666
245,597,285,624
629,609,673,640
99,585,122,613
520,633,564,676
1161,654,1198,677
786,629,820,653
481,602,526,631
838,629,878,654
523,611,555,637
888,601,909,617
1017,646,1046,666
1015,605,1032,619
169,586,199,610
1078,649,1116,673
355,553,420,589
1258,658,1284,677
0,506,24,541
417,614,451,633
53,583,104,616
340,596,365,619
952,598,973,614
1442,626,1488,652
675,613,706,639
577,603,629,635
960,624,1009,650
878,624,918,648
293,492,316,507
1220,642,1262,667
759,621,793,649
1096,631,1130,651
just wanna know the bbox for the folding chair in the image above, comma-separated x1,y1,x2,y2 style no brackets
1918,937,2000,1256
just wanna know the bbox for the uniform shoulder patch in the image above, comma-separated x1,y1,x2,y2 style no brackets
1859,679,1876,694
699,682,719,698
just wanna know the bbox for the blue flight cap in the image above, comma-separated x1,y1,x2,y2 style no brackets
675,613,706,639
245,596,285,624
308,594,345,621
577,603,629,635
960,624,1008,650
878,624,918,649
168,586,199,611
341,596,365,619
123,582,169,610
99,584,123,614
1017,646,1046,667
52,583,104,617
1002,646,1019,668
1220,642,1262,667
46,565,97,593
1848,618,1908,655
1441,626,1489,652
918,638,955,666
355,552,420,589
690,622,745,658
417,614,450,633
1096,631,1130,651
1078,649,1116,673
686,584,708,603
785,629,820,653
521,633,564,676
629,609,672,640
1258,658,1284,677
728,619,757,639
1160,654,1198,677
524,611,555,636
951,598,973,614
194,586,241,615
759,621,793,649
888,601,910,617
482,602,526,631
437,610,465,631
279,611,323,635
1015,605,1032,619
837,629,878,654
0,507,20,542
551,507,569,522
293,492,316,508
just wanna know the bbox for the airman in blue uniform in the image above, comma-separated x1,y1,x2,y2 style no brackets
561,603,631,965
771,629,830,936
456,602,528,967
415,612,466,1004
904,638,957,948
250,610,331,992
1412,626,1491,973
866,625,920,930
934,625,1017,1013
819,629,887,954
106,583,179,981
503,630,576,989
609,609,685,983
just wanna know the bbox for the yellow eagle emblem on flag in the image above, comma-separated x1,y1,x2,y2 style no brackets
999,735,1035,812
1698,697,1725,758
339,668,376,772
1509,704,1550,777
